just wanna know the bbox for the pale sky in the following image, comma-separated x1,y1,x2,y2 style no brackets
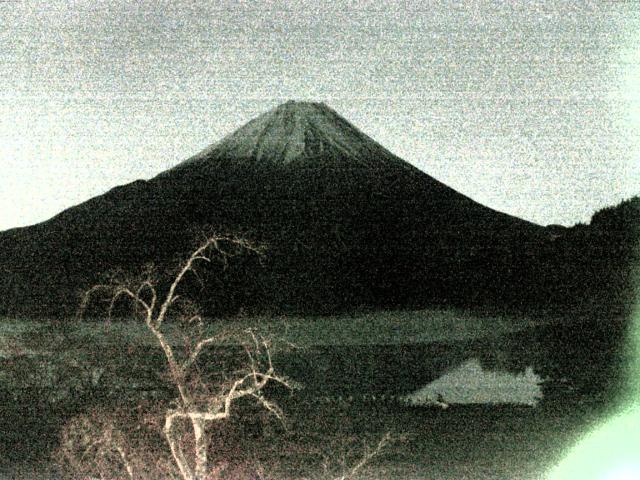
0,0,638,231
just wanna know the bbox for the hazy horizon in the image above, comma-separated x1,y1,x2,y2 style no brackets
1,0,639,230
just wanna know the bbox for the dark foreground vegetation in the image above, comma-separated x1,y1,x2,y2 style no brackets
2,389,607,480
0,310,630,479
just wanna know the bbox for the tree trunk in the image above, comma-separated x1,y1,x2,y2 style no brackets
192,417,209,480
165,413,195,480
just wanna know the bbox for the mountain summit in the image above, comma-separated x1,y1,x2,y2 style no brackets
0,101,547,317
168,101,413,172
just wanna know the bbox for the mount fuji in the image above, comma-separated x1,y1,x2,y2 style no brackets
0,101,548,317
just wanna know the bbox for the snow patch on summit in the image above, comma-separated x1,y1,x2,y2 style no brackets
174,101,413,170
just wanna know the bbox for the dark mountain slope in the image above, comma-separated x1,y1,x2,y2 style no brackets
0,101,569,317
518,196,639,315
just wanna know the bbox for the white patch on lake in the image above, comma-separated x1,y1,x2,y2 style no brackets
403,358,544,407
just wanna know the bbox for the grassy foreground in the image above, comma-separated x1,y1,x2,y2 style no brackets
0,394,613,479
0,308,627,479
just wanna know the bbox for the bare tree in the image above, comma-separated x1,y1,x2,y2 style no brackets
74,234,291,480
309,432,396,480
58,405,179,480
333,432,393,480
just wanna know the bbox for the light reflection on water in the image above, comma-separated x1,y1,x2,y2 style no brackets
403,358,544,406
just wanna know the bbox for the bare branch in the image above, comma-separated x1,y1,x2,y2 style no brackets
155,234,260,328
136,279,157,314
108,286,151,319
114,444,136,480
250,392,286,424
334,432,393,480
181,335,220,372
76,284,114,319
